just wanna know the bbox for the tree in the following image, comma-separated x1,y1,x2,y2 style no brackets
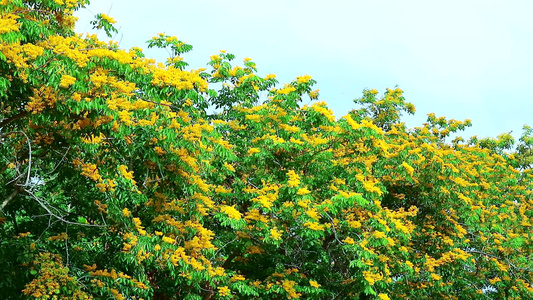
1,1,531,299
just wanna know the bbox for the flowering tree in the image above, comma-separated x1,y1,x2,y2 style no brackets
1,1,532,299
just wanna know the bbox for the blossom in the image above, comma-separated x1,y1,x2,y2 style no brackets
270,228,282,240
343,237,355,245
296,187,310,195
220,205,241,220
309,89,319,99
401,162,415,176
282,280,300,299
304,221,325,231
363,271,383,285
430,273,442,281
118,165,134,180
0,14,20,34
296,74,312,84
247,148,260,155
223,162,235,172
348,220,362,229
309,280,321,288
218,286,230,296
162,236,175,244
306,209,320,220
230,274,245,282
378,293,391,300
122,208,131,217
287,170,301,187
59,74,76,88
373,231,386,239
99,13,117,24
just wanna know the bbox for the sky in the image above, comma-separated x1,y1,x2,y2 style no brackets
75,0,533,140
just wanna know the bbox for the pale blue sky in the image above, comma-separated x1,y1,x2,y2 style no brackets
76,0,533,140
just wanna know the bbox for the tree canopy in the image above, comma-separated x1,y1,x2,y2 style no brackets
1,1,532,299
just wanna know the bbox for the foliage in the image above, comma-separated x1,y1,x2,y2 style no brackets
1,1,532,299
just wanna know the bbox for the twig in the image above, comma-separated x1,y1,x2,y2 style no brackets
25,189,106,227
1,189,18,211
467,249,532,272
0,111,29,129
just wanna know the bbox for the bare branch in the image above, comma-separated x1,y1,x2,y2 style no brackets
25,189,106,227
1,189,18,212
0,111,29,129
467,249,532,272
2,131,33,187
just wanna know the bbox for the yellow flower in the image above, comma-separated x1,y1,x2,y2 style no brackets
270,228,282,240
405,260,414,269
223,162,235,172
287,170,301,187
402,162,415,176
230,274,245,282
309,280,321,288
290,137,304,145
118,165,134,180
245,114,261,122
304,221,325,231
282,280,300,299
72,92,82,102
308,89,319,99
220,205,241,220
276,85,296,95
0,14,20,34
306,208,320,220
430,273,442,281
122,208,131,217
247,148,260,156
218,286,230,296
296,74,312,84
297,187,310,195
100,13,117,24
363,271,383,285
378,293,391,300
154,146,166,155
343,237,355,245
348,220,362,229
162,236,175,244
373,231,386,239
59,74,76,88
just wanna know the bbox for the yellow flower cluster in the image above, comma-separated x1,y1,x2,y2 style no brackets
218,286,230,296
287,170,301,187
118,165,136,184
304,221,325,231
22,253,88,299
363,270,384,285
270,228,282,240
282,280,301,299
296,74,312,84
0,13,20,34
99,13,117,24
59,74,76,88
81,163,102,182
220,205,242,220
310,101,335,122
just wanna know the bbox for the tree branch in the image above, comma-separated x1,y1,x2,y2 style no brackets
0,111,29,129
1,189,19,212
25,189,106,227
467,249,532,272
